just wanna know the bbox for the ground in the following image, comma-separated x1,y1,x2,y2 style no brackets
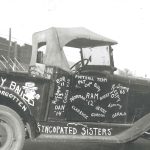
23,138,150,150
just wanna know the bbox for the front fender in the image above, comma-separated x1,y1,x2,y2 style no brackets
0,86,39,138
115,112,150,143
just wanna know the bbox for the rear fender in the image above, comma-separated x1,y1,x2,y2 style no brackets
0,86,39,138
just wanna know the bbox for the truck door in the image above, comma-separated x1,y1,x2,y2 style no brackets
67,73,130,123
47,68,71,121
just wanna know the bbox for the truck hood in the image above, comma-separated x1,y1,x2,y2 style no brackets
113,74,150,93
130,77,150,93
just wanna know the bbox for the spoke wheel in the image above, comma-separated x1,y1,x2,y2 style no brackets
0,105,25,150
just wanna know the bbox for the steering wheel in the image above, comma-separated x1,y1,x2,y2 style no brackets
70,59,89,72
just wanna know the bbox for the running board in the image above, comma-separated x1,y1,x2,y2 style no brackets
35,113,150,143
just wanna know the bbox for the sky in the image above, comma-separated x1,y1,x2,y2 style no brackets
0,0,150,77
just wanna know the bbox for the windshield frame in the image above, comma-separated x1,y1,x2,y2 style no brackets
63,45,116,73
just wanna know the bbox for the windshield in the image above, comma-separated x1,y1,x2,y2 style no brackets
63,46,110,67
82,46,110,66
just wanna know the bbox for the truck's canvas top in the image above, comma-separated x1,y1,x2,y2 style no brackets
30,27,117,71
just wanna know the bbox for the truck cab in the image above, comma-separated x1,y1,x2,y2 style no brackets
0,27,150,150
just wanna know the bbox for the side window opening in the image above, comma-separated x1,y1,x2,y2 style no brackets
36,42,47,64
63,46,81,68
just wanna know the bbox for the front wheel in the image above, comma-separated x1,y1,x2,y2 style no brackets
0,105,25,150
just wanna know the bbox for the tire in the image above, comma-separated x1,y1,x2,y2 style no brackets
0,105,25,150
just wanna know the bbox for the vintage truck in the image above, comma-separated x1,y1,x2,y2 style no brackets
0,27,150,150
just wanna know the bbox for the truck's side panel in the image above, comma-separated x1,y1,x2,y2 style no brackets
0,72,50,122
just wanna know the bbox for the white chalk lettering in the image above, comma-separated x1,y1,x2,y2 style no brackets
9,81,40,106
111,84,129,94
95,106,107,114
66,79,70,87
55,86,64,100
37,123,112,136
72,105,88,119
9,81,16,90
87,100,94,106
0,89,27,111
70,95,86,102
110,87,120,102
91,113,105,118
85,82,92,87
55,111,62,116
38,124,77,135
56,76,66,84
108,103,122,109
0,77,6,86
46,67,53,74
63,90,69,103
112,112,127,118
75,75,94,81
14,85,22,95
55,105,65,111
100,93,110,101
94,83,101,92
81,127,112,136
97,77,107,82
78,80,86,85
86,93,99,100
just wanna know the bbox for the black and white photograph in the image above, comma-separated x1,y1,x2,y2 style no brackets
0,0,150,150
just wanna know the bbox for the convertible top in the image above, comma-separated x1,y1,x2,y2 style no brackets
30,27,117,72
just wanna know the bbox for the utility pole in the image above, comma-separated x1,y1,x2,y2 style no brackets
13,41,17,71
7,28,11,72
